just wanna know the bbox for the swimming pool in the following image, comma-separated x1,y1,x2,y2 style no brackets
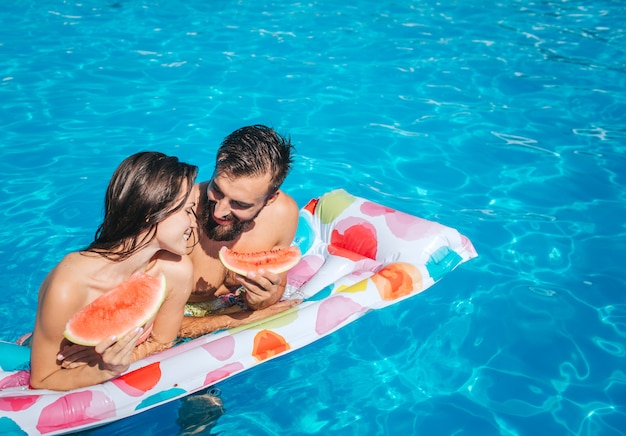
1,0,624,434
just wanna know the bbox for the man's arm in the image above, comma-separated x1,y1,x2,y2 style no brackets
179,299,300,338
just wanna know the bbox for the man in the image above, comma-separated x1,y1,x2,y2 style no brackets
180,125,301,338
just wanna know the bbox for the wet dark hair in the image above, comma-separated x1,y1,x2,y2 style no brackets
86,151,198,260
215,125,294,195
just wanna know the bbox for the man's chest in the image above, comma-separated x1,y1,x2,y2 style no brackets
188,248,231,300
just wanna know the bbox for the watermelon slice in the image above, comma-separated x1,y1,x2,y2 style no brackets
63,273,167,346
218,246,302,276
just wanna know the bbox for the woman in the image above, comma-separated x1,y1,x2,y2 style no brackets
29,152,198,391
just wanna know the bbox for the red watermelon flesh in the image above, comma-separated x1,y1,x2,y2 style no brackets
63,273,167,346
218,246,302,276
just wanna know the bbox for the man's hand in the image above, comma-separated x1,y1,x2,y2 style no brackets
237,269,285,310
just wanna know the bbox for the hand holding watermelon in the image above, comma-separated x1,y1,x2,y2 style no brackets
63,273,166,346
236,269,284,310
218,246,302,310
58,326,145,376
58,273,166,374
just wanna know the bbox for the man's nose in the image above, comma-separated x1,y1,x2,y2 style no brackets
213,200,231,219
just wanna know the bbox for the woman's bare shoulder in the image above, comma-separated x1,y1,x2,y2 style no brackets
38,252,91,311
153,253,194,288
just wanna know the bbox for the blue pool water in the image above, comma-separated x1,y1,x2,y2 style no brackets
1,0,625,434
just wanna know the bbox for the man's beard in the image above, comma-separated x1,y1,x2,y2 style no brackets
200,200,259,242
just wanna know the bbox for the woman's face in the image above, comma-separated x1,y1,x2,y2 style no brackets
155,181,197,256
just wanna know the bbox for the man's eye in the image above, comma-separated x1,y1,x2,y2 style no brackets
210,187,223,199
208,182,221,194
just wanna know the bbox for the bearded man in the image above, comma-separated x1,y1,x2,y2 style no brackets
180,125,300,338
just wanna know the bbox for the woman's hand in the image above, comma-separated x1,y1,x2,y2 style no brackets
58,327,144,376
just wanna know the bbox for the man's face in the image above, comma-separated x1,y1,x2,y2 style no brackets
200,172,276,242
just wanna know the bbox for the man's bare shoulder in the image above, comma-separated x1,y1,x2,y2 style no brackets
269,190,299,219
255,191,299,248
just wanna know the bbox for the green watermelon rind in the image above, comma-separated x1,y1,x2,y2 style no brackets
63,272,167,347
218,246,302,276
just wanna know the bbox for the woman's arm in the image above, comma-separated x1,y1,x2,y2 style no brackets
132,254,194,360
